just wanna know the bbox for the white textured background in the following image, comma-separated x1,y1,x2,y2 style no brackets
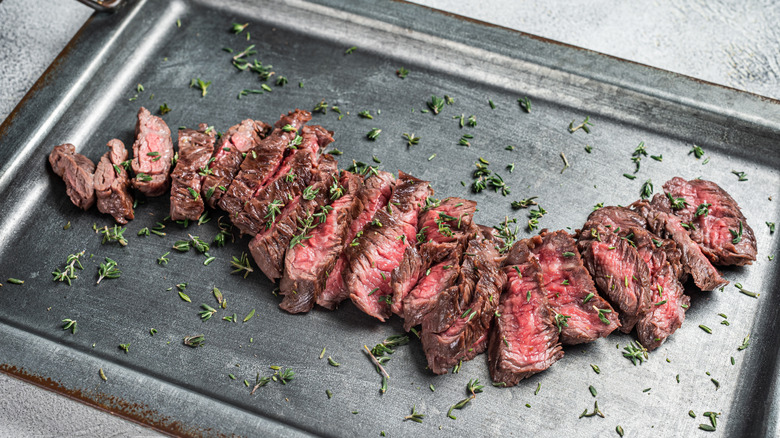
0,0,777,436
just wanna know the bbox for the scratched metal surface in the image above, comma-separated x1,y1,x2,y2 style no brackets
0,0,778,436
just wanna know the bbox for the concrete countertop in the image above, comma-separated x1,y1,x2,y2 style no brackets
0,0,776,436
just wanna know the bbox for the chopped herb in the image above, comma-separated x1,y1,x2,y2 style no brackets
695,203,712,217
737,334,750,351
731,170,748,181
367,128,382,140
199,303,217,321
61,318,78,334
589,385,597,397
699,324,712,334
118,343,130,353
159,103,171,115
100,225,128,246
157,252,170,265
183,334,205,347
358,110,373,119
623,341,648,365
467,115,477,127
52,251,85,285
189,78,212,97
396,67,409,78
553,312,571,333
327,356,340,367
689,144,705,159
231,252,254,278
402,132,420,147
767,222,776,233
243,309,256,322
511,197,538,209
237,89,263,99
590,364,600,374
231,22,249,34
730,221,743,244
345,46,357,54
427,95,445,115
623,173,637,180
518,97,531,113
568,116,593,134
640,179,654,200
96,258,120,284
276,76,288,86
665,192,689,210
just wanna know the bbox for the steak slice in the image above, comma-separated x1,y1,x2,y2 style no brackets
201,119,272,208
529,230,619,344
346,172,432,321
581,205,646,234
633,200,728,290
656,177,757,266
49,143,96,210
418,197,478,245
279,171,362,314
248,155,338,281
316,171,395,310
579,225,652,333
232,125,329,236
396,241,462,330
130,107,174,197
421,236,505,374
169,124,216,221
94,139,134,224
488,240,563,386
632,228,690,350
218,109,313,219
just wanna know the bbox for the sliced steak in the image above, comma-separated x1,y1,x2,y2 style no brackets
248,155,338,281
421,235,505,374
169,124,216,221
488,240,563,386
316,171,395,310
218,110,313,218
655,177,757,266
232,125,329,236
49,143,96,210
346,172,432,321
417,197,477,245
581,206,646,234
93,139,134,224
279,171,362,314
130,107,174,197
633,200,728,290
631,228,690,350
396,241,462,330
200,119,272,208
579,225,652,333
528,230,619,344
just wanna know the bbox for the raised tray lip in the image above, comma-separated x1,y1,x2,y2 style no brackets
0,0,778,436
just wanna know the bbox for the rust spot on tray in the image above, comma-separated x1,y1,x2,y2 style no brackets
0,363,231,437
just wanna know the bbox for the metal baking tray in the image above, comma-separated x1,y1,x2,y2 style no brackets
1,0,778,436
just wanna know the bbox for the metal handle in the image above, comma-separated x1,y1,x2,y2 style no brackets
74,0,124,12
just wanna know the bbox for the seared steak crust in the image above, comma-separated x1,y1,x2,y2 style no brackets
94,139,134,224
49,143,96,210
